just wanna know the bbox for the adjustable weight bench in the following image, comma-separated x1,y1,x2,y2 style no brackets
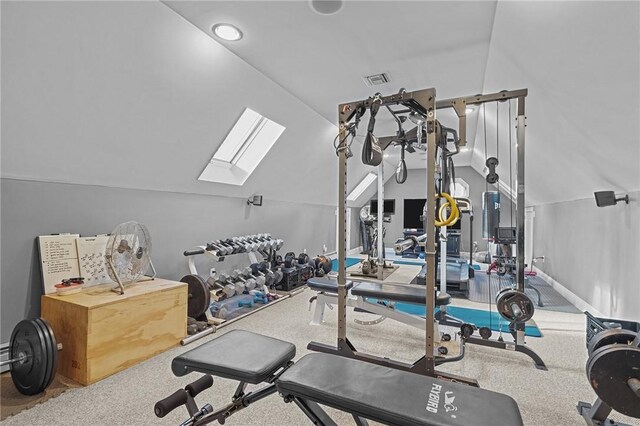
308,277,451,331
156,329,524,426
307,278,547,371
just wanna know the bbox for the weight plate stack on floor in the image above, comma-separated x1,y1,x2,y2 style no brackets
35,317,57,390
587,328,637,356
586,341,640,418
181,274,210,318
9,319,48,395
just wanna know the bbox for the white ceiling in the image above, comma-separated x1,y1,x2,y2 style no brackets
164,0,640,206
477,1,640,205
163,0,497,167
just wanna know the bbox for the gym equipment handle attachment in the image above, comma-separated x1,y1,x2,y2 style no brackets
186,375,214,397
155,389,188,418
184,249,206,257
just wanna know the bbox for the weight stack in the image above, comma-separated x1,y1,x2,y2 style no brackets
482,191,500,242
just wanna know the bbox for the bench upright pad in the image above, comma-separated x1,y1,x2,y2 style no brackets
307,277,353,293
171,330,295,384
352,281,451,306
277,353,523,426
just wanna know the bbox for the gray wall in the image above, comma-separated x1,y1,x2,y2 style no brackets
376,166,515,250
0,178,335,341
0,1,350,342
532,191,639,322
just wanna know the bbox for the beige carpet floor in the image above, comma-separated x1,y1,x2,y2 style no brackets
1,287,637,426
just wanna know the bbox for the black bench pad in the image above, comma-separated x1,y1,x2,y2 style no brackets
171,330,295,384
277,353,523,426
307,277,354,293
352,281,451,306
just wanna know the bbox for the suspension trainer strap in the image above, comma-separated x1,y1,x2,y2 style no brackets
361,99,383,166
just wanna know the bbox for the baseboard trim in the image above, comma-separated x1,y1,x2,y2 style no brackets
348,246,363,256
326,247,361,257
533,266,607,317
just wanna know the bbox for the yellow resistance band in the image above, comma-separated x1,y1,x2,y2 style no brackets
435,193,459,227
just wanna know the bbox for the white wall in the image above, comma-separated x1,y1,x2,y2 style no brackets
533,192,639,322
0,1,374,205
475,1,640,206
477,2,640,320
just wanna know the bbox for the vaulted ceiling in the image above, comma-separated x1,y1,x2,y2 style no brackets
165,0,640,206
3,1,637,208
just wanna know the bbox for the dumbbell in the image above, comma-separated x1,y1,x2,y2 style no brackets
252,262,275,287
238,299,254,308
314,255,333,277
272,266,284,286
187,317,208,332
238,236,258,251
244,266,267,289
250,239,268,251
284,252,297,268
231,269,256,291
225,238,245,254
298,253,311,266
205,241,228,257
249,264,270,290
250,290,269,304
210,240,234,256
249,236,270,251
232,236,253,252
218,272,244,295
211,276,235,298
260,261,283,287
217,277,236,298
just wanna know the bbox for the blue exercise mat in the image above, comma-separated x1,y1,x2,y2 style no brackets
374,301,542,337
332,257,423,271
331,257,362,271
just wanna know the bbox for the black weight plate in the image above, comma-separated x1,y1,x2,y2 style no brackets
460,323,474,338
35,318,57,390
10,319,48,395
31,319,53,393
180,275,210,318
485,157,499,167
479,327,493,340
587,328,637,356
496,289,534,322
28,319,50,395
587,345,640,418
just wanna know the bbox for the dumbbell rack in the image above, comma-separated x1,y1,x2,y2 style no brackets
184,234,284,276
180,234,300,346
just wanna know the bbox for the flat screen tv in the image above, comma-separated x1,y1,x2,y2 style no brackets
403,199,426,229
370,199,396,215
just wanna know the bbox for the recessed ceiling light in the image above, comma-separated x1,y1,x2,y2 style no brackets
460,147,470,152
310,0,343,15
465,106,475,114
212,23,243,41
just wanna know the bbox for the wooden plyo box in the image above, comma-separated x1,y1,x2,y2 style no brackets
41,278,187,385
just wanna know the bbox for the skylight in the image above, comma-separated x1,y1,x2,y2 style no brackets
347,172,377,203
199,108,285,186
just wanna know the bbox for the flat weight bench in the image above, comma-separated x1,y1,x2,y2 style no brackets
308,277,451,331
156,329,524,426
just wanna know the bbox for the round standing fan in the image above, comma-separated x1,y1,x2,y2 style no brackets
105,221,155,294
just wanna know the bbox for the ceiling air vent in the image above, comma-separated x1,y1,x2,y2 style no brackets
363,73,391,87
